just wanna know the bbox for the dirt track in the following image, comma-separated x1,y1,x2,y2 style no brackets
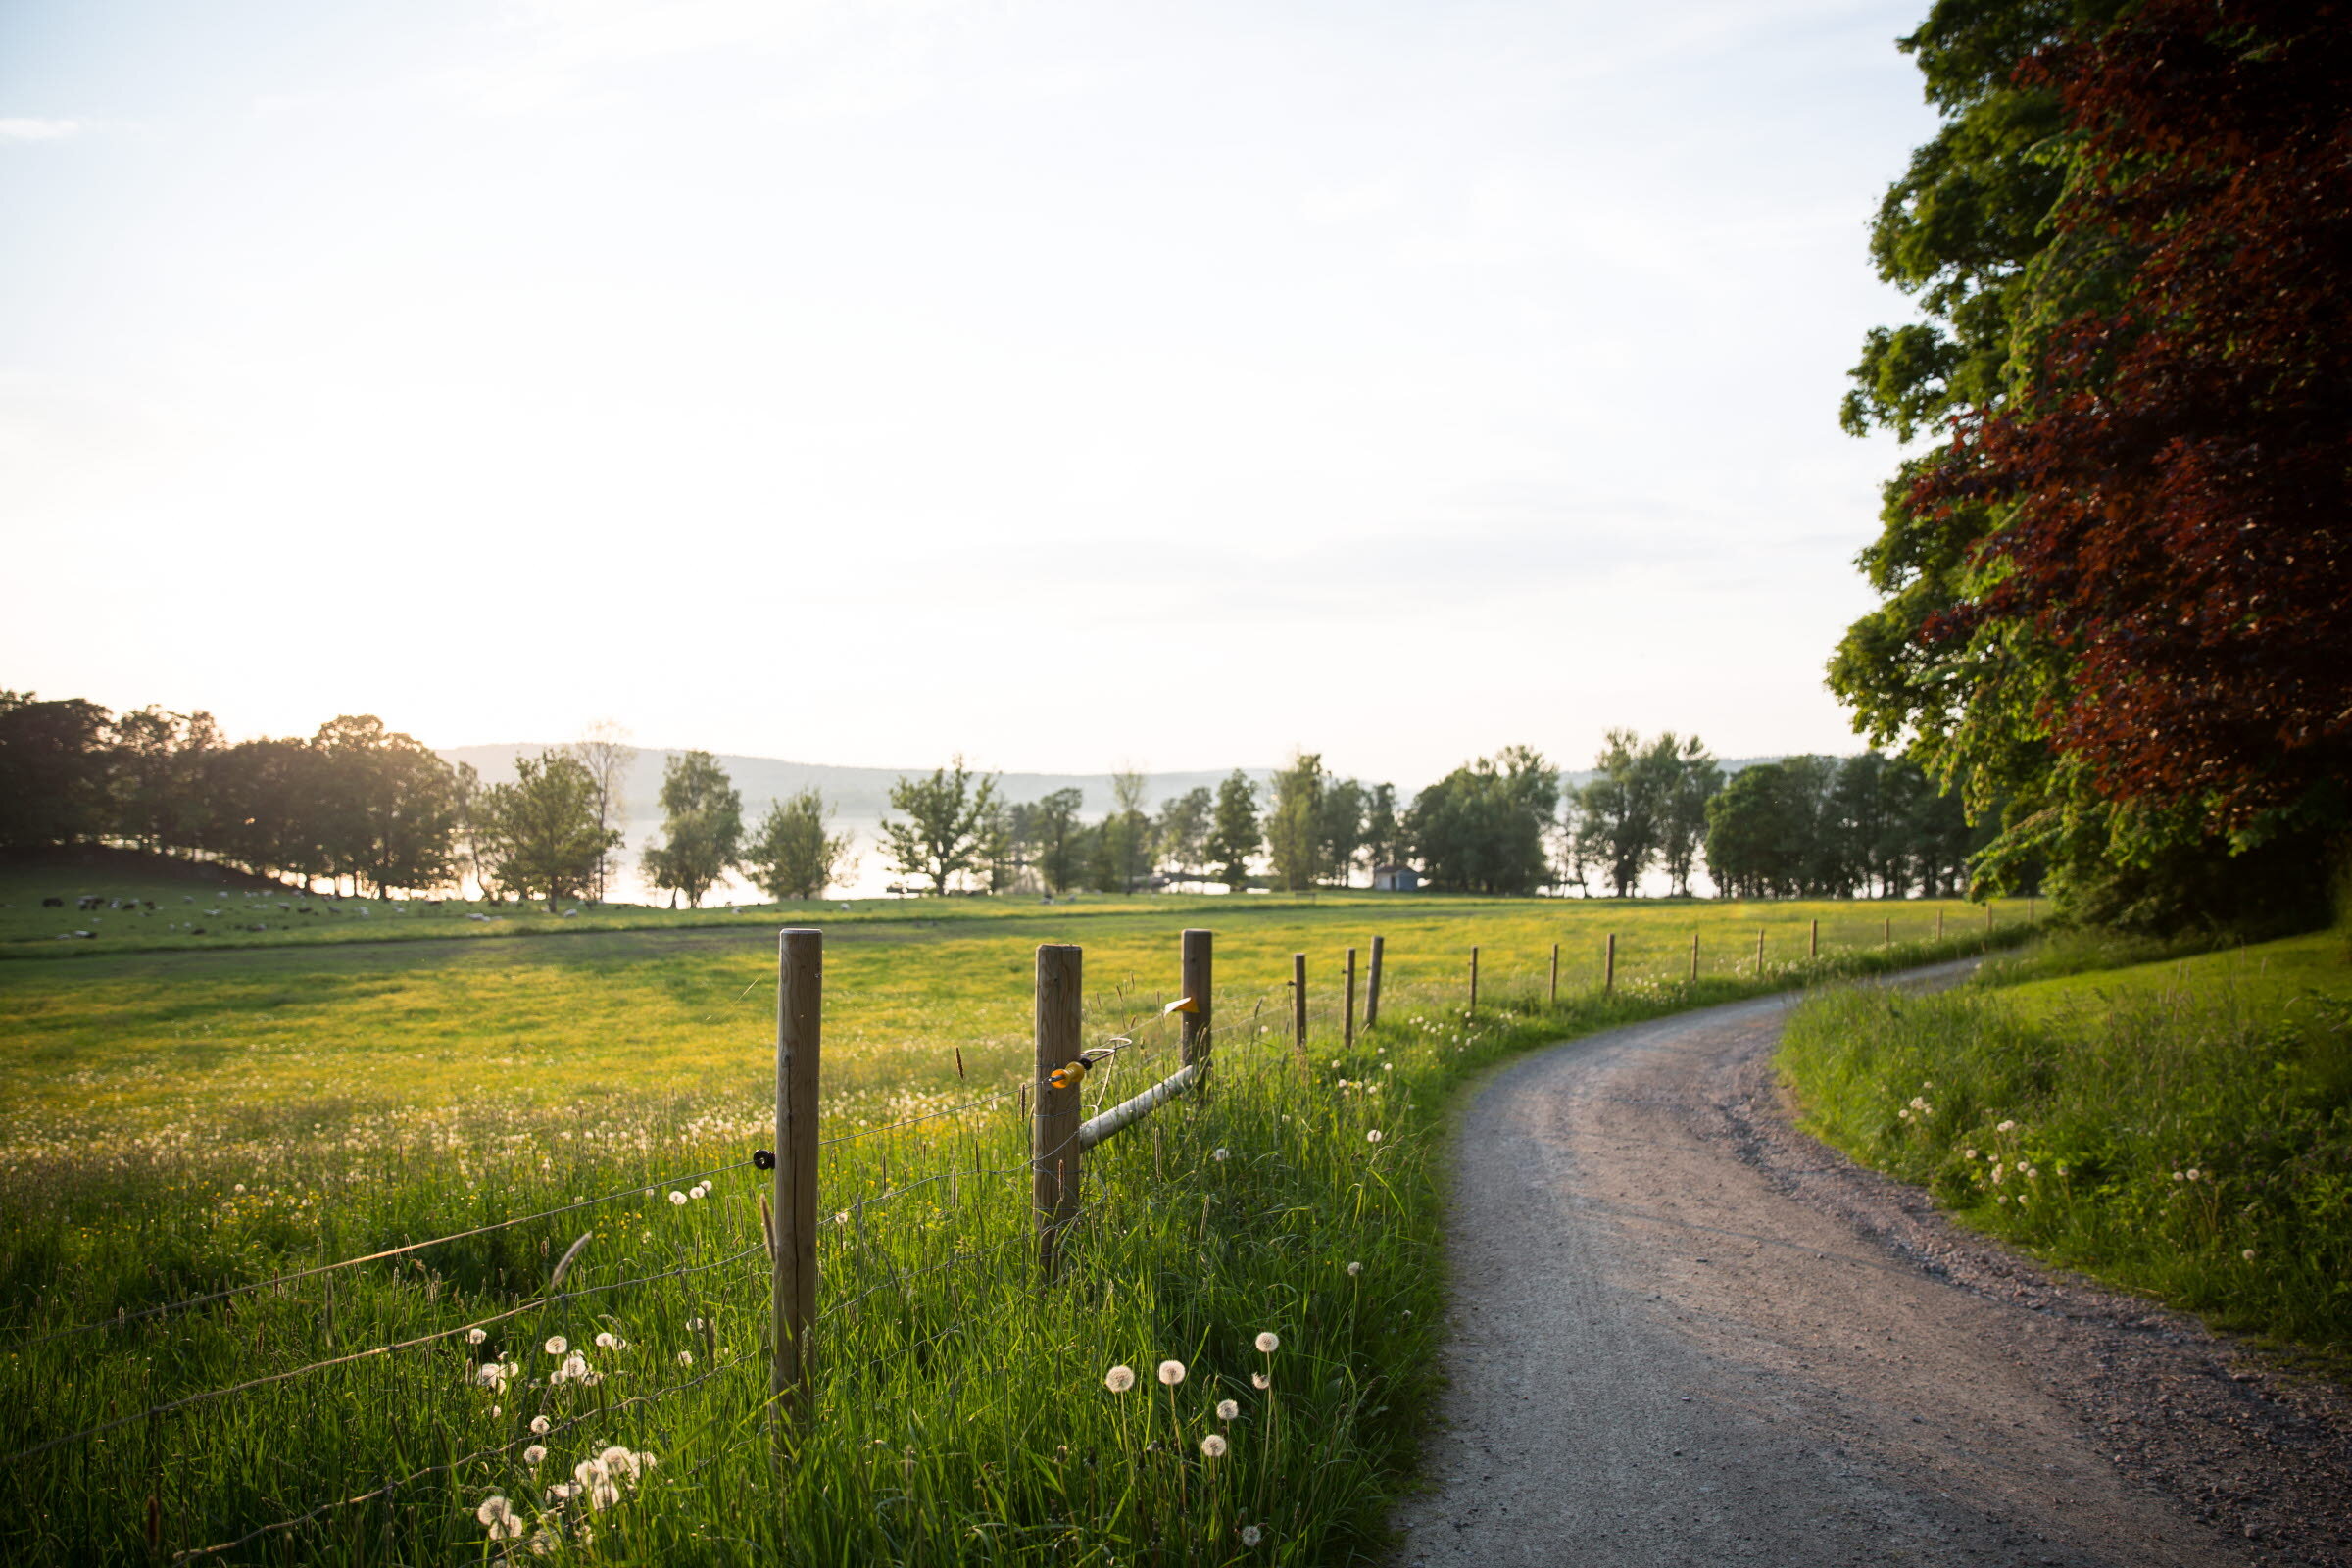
1391,970,2352,1567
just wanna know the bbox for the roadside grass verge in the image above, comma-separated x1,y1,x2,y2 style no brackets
1779,929,2352,1370
0,915,2027,1564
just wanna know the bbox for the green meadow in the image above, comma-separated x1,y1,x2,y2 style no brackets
0,884,2029,1565
1781,927,2352,1368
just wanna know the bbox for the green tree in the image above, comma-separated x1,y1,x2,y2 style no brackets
1265,753,1325,892
1207,771,1260,892
1027,788,1088,894
560,721,636,902
1101,769,1155,893
1362,782,1403,873
879,758,1002,896
1655,736,1723,898
643,750,746,908
746,787,855,902
311,714,465,897
0,692,114,849
1575,730,1679,897
1406,746,1560,895
481,752,620,909
1155,786,1213,888
1318,778,1368,887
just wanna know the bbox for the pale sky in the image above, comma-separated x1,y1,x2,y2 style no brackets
1,0,1938,788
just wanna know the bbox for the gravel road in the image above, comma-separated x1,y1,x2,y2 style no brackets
1391,970,2352,1568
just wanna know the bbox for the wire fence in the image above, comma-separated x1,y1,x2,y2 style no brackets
3,906,2029,1563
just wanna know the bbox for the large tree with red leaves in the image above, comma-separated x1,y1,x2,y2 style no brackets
1833,0,2350,924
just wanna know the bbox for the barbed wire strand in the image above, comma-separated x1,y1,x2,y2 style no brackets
170,1347,760,1562
9,1244,767,1466
17,1156,760,1350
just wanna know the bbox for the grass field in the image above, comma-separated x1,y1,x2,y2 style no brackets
1780,926,2352,1369
0,888,2031,1565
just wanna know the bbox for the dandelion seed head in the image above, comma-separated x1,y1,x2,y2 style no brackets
1254,1332,1279,1353
595,1332,617,1349
1200,1434,1227,1457
544,1337,567,1355
1157,1359,1186,1386
2243,1249,2257,1261
1212,1148,1230,1161
1242,1524,1264,1546
1347,1260,1364,1277
530,1416,550,1435
688,1317,706,1331
1996,1119,2017,1133
1217,1399,1239,1420
1367,1129,1383,1143
476,1495,514,1526
1104,1364,1136,1393
678,1349,694,1366
668,1191,688,1205
467,1328,488,1345
1252,1372,1270,1389
524,1445,547,1465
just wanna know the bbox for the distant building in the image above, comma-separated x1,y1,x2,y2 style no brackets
1371,865,1419,892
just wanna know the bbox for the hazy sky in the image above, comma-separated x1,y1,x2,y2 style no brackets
2,0,1938,787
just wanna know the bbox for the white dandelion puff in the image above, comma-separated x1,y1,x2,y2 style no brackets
1200,1433,1228,1457
467,1328,488,1345
1213,1148,1230,1161
1157,1360,1186,1386
1252,1372,1271,1390
544,1337,567,1356
595,1332,618,1349
1217,1399,1239,1420
688,1317,706,1332
1367,1129,1383,1143
678,1349,695,1366
530,1416,550,1435
668,1191,688,1205
1996,1119,2017,1133
476,1495,514,1527
2243,1249,2257,1261
1242,1524,1264,1546
1347,1260,1364,1277
1104,1364,1136,1393
523,1445,547,1466
1254,1332,1280,1353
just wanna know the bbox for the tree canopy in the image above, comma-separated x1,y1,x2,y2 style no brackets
1833,0,2349,927
879,759,1002,895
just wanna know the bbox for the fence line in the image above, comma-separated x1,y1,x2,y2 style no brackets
15,905,2034,1560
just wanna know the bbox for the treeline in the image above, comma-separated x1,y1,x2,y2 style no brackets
877,737,1990,899
2,688,1997,903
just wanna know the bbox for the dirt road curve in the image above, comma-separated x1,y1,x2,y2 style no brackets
1392,969,2352,1568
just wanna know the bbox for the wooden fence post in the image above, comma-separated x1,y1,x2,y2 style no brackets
1689,931,1698,983
1755,927,1765,977
1604,933,1616,994
1884,915,1891,948
1180,928,1212,1089
1467,946,1479,1014
1364,935,1386,1031
1292,953,1308,1072
1033,944,1084,1281
1938,907,1946,941
772,928,821,1417
1344,947,1358,1051
1549,942,1560,1006
1810,918,1819,959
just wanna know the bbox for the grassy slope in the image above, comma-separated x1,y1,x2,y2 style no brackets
1779,928,2352,1368
0,899,2030,1565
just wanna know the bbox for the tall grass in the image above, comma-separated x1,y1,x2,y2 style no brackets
1,921,2031,1564
1780,969,2352,1367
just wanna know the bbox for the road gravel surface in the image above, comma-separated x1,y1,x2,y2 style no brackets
1392,969,2352,1567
